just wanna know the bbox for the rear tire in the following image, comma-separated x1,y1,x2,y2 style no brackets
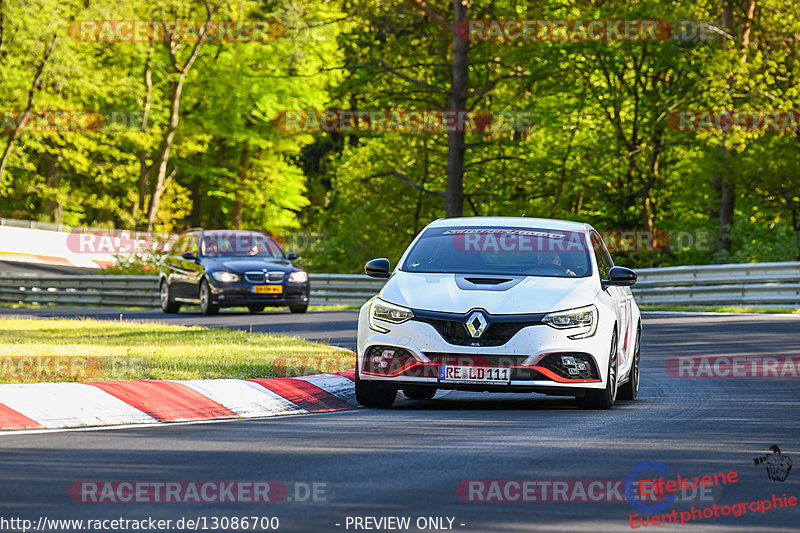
248,305,265,313
289,304,308,314
355,379,396,408
199,280,219,316
160,280,180,314
576,331,618,410
619,325,641,401
403,385,436,400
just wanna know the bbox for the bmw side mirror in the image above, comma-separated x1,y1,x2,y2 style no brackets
287,252,299,260
365,258,391,279
605,266,637,287
182,252,198,261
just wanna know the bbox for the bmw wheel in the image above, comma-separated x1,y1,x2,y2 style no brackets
160,280,180,314
576,331,618,409
199,279,219,316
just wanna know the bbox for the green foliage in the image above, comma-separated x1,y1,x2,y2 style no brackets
1,0,799,271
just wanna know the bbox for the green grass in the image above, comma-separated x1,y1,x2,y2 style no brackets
0,318,354,383
640,305,800,315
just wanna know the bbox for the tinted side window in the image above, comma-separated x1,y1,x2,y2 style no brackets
591,233,613,280
185,232,200,254
171,236,187,256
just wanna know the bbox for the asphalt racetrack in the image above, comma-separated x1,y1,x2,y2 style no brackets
0,308,798,532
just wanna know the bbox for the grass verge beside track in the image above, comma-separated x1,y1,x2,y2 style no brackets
0,318,353,383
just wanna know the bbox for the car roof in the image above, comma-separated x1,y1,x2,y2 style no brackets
426,216,593,233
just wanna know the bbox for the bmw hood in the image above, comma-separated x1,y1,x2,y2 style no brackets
204,257,294,273
378,271,599,314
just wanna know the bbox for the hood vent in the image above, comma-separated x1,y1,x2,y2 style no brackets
464,277,512,285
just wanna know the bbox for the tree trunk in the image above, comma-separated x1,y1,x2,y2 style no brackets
444,0,468,218
231,144,251,228
145,11,215,231
41,148,62,221
134,50,154,224
0,37,56,182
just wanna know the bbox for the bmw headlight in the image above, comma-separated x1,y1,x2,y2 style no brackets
211,271,240,283
288,271,308,283
369,299,414,333
542,304,598,339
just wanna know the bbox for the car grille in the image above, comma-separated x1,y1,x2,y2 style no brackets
412,311,544,347
424,353,530,367
244,271,284,284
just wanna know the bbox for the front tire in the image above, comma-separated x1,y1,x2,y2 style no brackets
577,331,618,410
619,324,641,401
355,379,396,408
160,280,180,314
199,279,219,315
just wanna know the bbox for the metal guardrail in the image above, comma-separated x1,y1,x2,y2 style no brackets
0,262,798,308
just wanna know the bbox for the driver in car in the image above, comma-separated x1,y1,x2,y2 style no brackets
537,252,577,276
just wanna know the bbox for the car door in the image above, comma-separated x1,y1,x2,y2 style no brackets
182,232,204,299
591,231,629,367
165,235,188,297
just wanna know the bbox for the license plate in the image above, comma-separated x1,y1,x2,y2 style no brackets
252,284,283,294
438,365,510,384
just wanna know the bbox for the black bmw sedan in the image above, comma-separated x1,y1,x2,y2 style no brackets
159,229,310,315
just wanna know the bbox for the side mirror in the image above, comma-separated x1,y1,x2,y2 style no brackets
365,258,391,279
605,266,637,287
182,252,198,261
287,252,299,260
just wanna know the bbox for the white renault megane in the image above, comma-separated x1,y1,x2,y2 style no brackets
355,217,641,409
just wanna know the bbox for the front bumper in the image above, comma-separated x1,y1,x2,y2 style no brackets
356,305,614,394
208,280,309,308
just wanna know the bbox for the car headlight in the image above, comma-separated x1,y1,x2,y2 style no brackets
542,304,598,339
288,271,308,283
211,271,240,283
369,299,414,333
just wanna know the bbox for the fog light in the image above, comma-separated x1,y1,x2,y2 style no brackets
568,367,579,375
381,349,395,359
577,363,586,371
561,356,576,365
371,356,382,364
378,361,388,368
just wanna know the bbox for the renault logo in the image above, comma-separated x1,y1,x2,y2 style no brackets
465,311,488,338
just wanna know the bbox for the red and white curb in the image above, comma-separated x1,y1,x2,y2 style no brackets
0,370,357,431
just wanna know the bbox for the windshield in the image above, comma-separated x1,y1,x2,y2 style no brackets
200,231,285,258
401,226,592,278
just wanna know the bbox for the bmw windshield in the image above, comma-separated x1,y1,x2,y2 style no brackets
200,231,285,259
401,226,592,278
